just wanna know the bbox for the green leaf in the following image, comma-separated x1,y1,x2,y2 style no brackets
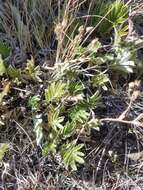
92,0,128,34
62,122,76,138
92,74,109,88
0,40,11,58
70,107,89,124
61,140,84,170
28,95,40,111
7,66,21,79
24,57,41,81
48,106,64,131
75,46,87,58
0,55,6,76
42,140,57,155
89,91,101,104
45,82,67,104
68,82,84,95
0,143,9,161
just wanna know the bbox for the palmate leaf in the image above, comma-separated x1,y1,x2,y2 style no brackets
0,56,21,78
62,122,76,138
70,106,89,124
68,82,84,95
61,140,84,170
108,0,128,25
77,91,101,110
86,91,101,108
92,74,109,89
48,106,64,131
28,95,40,111
45,82,67,104
93,0,128,34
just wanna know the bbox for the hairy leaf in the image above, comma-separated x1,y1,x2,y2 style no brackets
61,140,84,170
45,82,67,104
48,107,64,131
33,114,43,145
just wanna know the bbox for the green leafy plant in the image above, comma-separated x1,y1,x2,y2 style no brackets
62,122,76,138
24,58,41,81
2,0,142,173
7,66,21,79
91,0,128,34
28,95,40,111
0,40,11,58
0,55,21,78
61,140,84,171
42,139,57,155
45,82,67,104
48,106,64,131
92,73,109,90
70,106,89,124
27,5,142,170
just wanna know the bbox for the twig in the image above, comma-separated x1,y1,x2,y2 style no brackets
12,87,28,92
102,81,142,126
100,118,143,128
134,113,143,121
118,98,133,120
13,120,35,148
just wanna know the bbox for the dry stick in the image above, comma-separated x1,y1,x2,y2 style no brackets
134,113,143,121
118,98,133,120
118,90,136,120
100,118,143,128
13,120,34,148
100,85,143,127
94,147,106,182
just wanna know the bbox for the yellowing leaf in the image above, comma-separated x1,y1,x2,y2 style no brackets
0,82,11,103
0,55,6,76
0,143,9,161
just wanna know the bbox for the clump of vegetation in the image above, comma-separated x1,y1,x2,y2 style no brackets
0,0,143,189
